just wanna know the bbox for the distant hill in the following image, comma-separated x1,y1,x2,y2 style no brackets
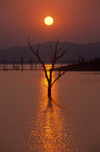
0,41,100,63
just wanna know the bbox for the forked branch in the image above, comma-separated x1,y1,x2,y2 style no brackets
28,37,49,81
51,70,67,87
50,41,70,69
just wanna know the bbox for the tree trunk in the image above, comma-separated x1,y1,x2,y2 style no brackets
48,80,51,98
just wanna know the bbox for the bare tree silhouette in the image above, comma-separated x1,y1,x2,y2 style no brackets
77,49,81,63
28,38,69,98
2,59,5,71
20,56,24,71
11,59,19,70
30,58,34,70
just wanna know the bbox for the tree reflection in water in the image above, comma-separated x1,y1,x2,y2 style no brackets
26,70,76,152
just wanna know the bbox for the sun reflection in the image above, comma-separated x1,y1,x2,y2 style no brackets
26,65,76,151
45,64,52,80
43,64,55,92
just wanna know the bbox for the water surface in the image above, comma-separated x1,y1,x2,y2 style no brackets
0,71,100,152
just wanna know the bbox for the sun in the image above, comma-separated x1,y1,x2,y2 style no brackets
44,16,54,26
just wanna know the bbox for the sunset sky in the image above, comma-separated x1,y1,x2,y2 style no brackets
0,0,100,49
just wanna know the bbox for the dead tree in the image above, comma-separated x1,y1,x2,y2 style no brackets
2,59,5,71
30,58,34,70
77,49,81,63
28,39,70,98
20,56,24,71
11,59,20,70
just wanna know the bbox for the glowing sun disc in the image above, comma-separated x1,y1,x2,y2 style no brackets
44,16,53,25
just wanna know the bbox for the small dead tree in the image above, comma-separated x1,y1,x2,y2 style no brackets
30,58,34,70
28,39,70,98
77,49,81,63
2,59,5,71
20,56,24,71
11,59,19,70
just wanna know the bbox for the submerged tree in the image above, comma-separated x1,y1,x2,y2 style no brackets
2,59,6,71
28,39,70,98
29,58,34,70
20,56,24,71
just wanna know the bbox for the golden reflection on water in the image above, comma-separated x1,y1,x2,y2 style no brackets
27,67,75,151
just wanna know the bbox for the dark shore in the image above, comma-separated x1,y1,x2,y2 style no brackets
54,61,100,71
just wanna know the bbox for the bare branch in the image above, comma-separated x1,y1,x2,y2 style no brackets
28,38,49,82
57,47,64,52
56,48,70,61
50,46,54,54
55,40,59,52
36,44,40,54
48,52,52,61
51,41,70,69
51,41,60,66
51,70,67,87
28,38,37,56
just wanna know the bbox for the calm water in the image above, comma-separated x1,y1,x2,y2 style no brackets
0,70,100,152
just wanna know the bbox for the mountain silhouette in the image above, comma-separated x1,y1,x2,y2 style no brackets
0,41,100,63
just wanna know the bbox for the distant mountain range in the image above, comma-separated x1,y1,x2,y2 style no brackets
0,41,100,63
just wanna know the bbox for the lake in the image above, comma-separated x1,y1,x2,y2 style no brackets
0,70,100,152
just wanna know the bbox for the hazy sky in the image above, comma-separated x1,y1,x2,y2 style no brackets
0,0,100,49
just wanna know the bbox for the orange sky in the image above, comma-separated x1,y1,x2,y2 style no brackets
0,0,100,49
